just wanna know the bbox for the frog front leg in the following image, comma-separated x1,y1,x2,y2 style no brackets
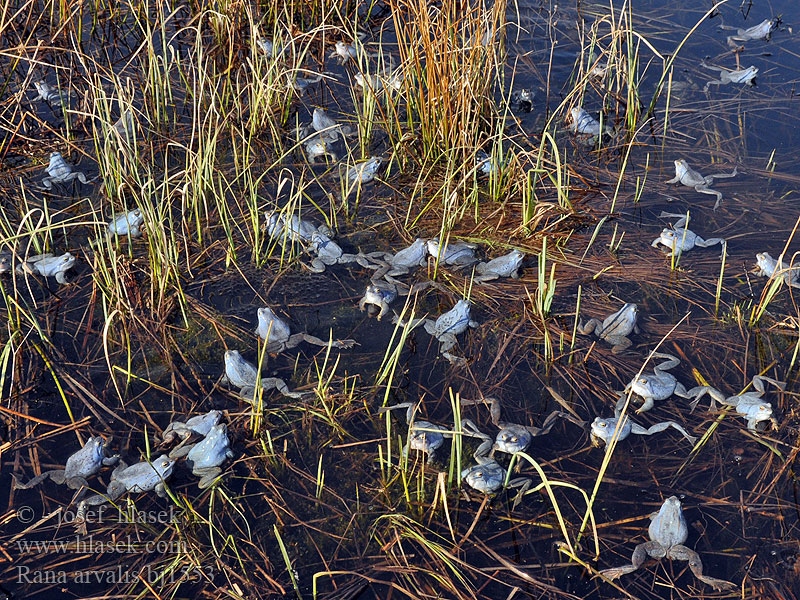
154,481,168,498
669,545,736,590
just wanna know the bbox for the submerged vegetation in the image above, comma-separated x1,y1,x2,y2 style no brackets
1,0,799,598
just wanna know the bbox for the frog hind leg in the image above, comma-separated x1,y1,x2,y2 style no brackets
169,443,196,459
12,471,55,489
669,545,736,590
65,476,90,490
577,318,602,337
197,468,222,489
605,334,632,354
599,541,655,580
694,185,723,209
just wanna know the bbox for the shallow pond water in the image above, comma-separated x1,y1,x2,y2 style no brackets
1,0,799,599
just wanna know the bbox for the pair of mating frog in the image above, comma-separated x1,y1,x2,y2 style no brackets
579,302,781,432
219,305,358,402
13,413,232,524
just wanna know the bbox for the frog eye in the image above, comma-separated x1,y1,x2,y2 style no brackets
510,436,518,443
598,422,607,428
640,377,648,384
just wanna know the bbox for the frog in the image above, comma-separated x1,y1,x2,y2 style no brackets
569,107,613,137
687,375,783,431
256,306,356,352
221,349,303,401
665,159,737,210
359,281,399,320
368,238,429,283
651,212,726,259
355,69,403,93
510,88,533,112
256,37,283,57
346,157,383,185
288,72,326,95
304,132,338,163
76,455,175,517
264,210,333,246
312,108,354,141
724,18,778,46
110,110,136,144
307,231,379,273
474,150,500,177
578,302,639,354
474,249,524,283
590,414,696,448
460,423,530,502
42,152,91,190
600,496,736,590
0,251,11,274
615,352,693,415
426,237,478,267
19,252,76,284
160,410,222,458
702,62,758,91
185,423,235,488
358,280,435,320
755,252,800,289
379,402,458,464
395,299,479,366
461,396,585,456
107,208,145,238
33,80,69,108
12,436,119,491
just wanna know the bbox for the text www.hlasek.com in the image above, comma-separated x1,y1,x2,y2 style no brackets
16,536,188,554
